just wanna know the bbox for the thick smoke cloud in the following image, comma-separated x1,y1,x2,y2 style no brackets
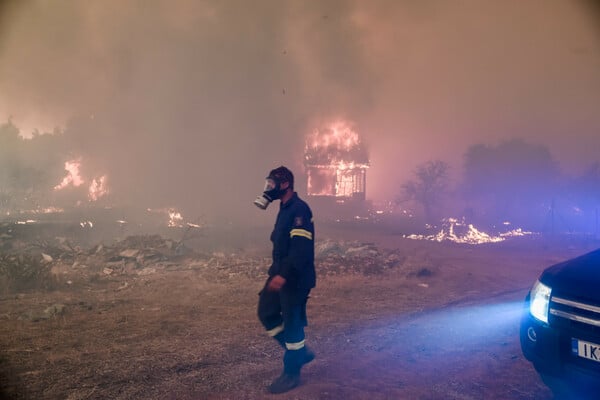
1,0,599,223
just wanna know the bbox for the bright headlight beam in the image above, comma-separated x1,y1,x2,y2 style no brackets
530,280,552,324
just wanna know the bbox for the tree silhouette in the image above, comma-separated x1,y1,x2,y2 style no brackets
462,138,560,222
398,160,450,224
0,120,70,212
576,162,600,204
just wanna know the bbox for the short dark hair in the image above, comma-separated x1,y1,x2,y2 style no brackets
268,166,294,190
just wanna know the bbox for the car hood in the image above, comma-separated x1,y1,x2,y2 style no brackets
540,248,600,301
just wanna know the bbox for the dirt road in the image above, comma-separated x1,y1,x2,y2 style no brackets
295,290,551,400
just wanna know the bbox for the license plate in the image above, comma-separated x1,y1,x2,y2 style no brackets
572,338,600,363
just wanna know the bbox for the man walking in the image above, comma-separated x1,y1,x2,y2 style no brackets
254,166,316,394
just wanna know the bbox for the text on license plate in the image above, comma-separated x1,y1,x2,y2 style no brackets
572,338,600,362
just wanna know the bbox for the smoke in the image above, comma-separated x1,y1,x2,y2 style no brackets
1,0,599,222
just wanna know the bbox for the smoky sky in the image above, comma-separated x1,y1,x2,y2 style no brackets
1,0,599,222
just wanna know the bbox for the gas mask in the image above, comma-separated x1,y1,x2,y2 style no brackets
253,177,285,210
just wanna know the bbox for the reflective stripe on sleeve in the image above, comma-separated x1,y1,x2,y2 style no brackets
290,228,313,240
285,340,305,350
267,324,284,337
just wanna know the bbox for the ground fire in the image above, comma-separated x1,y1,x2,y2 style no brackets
54,159,109,202
304,121,369,200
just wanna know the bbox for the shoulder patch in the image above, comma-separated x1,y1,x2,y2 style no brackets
294,216,303,227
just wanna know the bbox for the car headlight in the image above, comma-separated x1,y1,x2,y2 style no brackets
529,279,552,324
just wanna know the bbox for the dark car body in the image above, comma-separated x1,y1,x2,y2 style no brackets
520,248,600,390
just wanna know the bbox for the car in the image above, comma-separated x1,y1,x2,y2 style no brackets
520,248,600,396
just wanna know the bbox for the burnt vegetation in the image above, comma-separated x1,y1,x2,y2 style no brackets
398,138,600,234
4,119,600,237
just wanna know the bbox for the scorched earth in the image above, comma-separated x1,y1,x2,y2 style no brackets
0,221,594,399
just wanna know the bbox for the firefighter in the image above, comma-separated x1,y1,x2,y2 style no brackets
254,166,316,394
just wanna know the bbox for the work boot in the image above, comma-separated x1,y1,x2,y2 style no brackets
302,347,315,367
268,372,300,394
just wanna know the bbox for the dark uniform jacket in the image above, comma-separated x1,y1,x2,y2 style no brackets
268,192,316,290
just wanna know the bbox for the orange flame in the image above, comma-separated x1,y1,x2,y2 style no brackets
305,120,368,166
54,159,109,201
304,120,369,198
88,175,109,201
404,217,534,244
54,160,84,190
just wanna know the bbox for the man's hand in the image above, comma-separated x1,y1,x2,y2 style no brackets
267,275,286,291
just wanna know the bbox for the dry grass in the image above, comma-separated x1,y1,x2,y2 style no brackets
0,231,596,399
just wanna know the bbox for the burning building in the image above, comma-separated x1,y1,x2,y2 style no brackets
304,121,369,201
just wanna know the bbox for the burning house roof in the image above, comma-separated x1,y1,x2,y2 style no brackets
304,121,369,200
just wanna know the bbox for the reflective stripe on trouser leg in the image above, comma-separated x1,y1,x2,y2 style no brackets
267,324,284,337
280,289,308,346
285,339,305,350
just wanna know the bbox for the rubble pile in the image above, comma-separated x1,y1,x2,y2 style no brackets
0,229,66,292
0,234,416,294
315,239,406,275
0,233,273,290
0,251,56,292
60,234,206,279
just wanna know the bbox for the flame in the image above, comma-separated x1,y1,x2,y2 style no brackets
405,217,534,244
88,175,109,201
16,219,38,225
304,120,369,198
54,160,84,190
54,159,109,202
500,228,531,237
307,121,361,153
305,120,368,166
168,209,184,227
147,207,185,227
15,207,64,215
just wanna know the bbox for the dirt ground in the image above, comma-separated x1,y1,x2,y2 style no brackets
1,221,598,400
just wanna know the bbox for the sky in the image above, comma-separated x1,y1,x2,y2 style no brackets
0,0,599,222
